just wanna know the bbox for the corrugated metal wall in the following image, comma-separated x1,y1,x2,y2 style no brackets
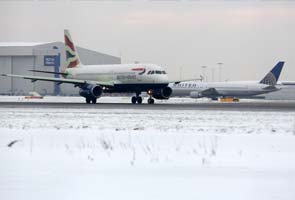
0,42,121,96
0,56,11,94
11,56,34,95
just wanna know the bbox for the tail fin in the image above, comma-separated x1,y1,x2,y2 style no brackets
64,29,82,68
259,61,284,86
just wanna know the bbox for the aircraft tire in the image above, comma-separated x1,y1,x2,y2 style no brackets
137,96,142,104
91,98,97,104
148,98,154,104
131,96,137,104
86,98,91,104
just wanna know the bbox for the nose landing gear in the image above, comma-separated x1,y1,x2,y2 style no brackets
147,89,155,104
147,98,154,104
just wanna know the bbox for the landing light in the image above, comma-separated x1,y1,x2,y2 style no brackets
147,90,153,95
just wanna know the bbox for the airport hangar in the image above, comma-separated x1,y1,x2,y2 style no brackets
0,42,121,96
0,42,294,100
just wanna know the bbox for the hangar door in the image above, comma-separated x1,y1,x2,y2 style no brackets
12,56,34,95
0,56,12,94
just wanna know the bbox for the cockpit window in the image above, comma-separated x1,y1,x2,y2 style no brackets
147,70,167,75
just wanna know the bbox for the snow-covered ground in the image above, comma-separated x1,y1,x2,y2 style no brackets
0,97,295,200
0,95,283,104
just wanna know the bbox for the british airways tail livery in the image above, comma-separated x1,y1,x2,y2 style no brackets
64,29,81,68
170,61,285,99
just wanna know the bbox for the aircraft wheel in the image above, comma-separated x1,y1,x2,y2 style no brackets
86,98,91,104
131,96,137,104
137,96,142,104
91,98,97,104
148,98,154,104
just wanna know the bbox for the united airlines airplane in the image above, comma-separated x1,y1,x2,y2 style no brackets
170,61,284,100
1,30,175,104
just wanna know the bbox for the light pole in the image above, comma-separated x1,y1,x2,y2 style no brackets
211,67,215,82
201,66,207,82
217,62,223,82
179,66,183,80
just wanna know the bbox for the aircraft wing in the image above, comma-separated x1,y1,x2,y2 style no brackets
199,88,220,97
1,74,114,87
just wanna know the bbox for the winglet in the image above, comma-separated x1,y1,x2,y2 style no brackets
260,61,284,86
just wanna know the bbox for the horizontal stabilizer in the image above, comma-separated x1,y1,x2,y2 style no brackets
262,85,278,90
281,81,295,85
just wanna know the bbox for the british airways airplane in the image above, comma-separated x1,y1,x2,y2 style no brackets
169,61,285,100
2,30,175,104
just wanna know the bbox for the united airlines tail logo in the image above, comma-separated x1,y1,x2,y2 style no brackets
260,72,276,86
132,68,146,75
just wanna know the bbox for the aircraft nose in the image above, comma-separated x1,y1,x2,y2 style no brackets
159,74,169,83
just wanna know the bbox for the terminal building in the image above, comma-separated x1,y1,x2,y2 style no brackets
0,42,121,96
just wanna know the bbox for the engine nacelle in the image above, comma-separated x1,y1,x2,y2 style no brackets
152,87,172,99
190,91,202,98
79,84,103,99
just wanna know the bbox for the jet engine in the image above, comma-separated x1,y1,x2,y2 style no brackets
79,84,103,99
190,91,202,98
152,87,172,99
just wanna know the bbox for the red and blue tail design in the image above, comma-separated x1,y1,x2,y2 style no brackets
64,29,81,68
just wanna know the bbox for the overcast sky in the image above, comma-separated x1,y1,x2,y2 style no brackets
0,1,294,81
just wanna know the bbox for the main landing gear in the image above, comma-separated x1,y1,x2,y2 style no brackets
131,94,142,104
86,98,97,104
131,91,155,104
131,95,155,104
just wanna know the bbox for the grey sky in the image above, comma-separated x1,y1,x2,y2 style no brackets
0,1,294,81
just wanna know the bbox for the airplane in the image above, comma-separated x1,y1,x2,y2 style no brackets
1,29,176,104
169,61,285,100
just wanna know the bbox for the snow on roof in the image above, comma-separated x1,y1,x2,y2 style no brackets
0,42,50,47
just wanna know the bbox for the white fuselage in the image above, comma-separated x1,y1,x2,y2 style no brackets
169,81,278,98
65,64,168,85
